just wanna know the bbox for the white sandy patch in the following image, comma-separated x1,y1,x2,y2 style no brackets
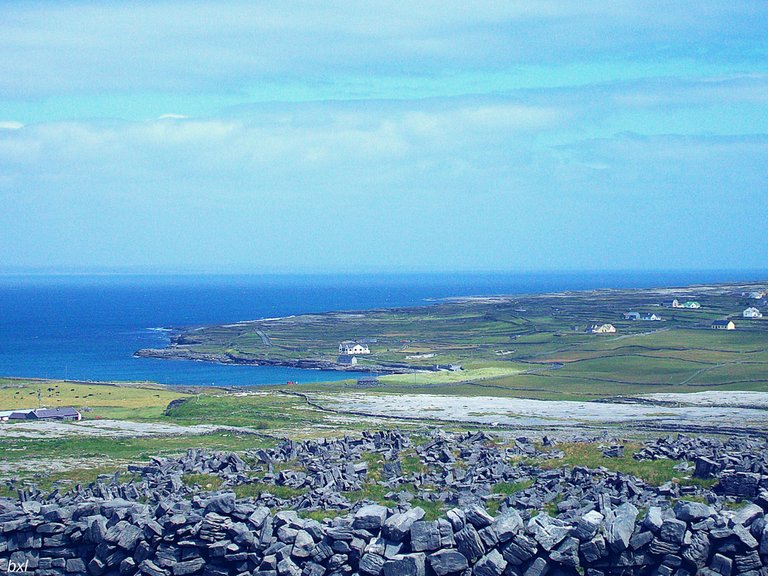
319,392,768,429
0,419,265,439
641,391,768,408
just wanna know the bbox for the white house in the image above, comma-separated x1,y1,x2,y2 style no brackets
661,299,681,308
682,301,701,309
338,341,371,355
623,312,641,321
586,323,616,334
642,313,662,321
711,320,736,330
743,307,763,319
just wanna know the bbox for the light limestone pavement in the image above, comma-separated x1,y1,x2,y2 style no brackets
316,392,768,431
0,419,266,439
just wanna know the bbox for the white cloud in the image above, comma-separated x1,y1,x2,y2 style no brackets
0,121,23,130
0,1,765,97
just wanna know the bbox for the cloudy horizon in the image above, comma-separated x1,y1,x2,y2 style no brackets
1,1,766,273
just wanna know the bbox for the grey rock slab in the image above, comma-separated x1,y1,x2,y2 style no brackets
572,511,603,542
604,503,638,552
550,536,580,568
454,524,485,563
427,549,469,576
523,557,549,576
660,518,687,545
464,505,494,529
383,553,426,576
580,535,607,564
383,508,425,542
643,507,664,533
492,510,523,543
291,530,315,558
681,531,710,568
354,505,389,532
500,534,537,566
527,515,571,552
139,559,169,576
732,503,763,526
472,549,507,576
360,553,386,576
410,521,441,553
172,559,205,576
710,553,732,576
674,501,715,522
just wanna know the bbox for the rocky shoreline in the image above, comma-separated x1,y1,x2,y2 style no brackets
133,348,431,375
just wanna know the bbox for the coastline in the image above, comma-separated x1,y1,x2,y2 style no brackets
132,347,438,374
133,279,768,376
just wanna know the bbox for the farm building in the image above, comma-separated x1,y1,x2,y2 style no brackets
743,307,763,318
336,354,358,365
7,407,82,421
682,301,701,309
711,320,736,330
661,299,681,308
623,312,641,320
586,323,616,334
0,409,34,422
338,341,371,355
642,313,662,321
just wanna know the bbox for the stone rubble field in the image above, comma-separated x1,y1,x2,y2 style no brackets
3,429,768,575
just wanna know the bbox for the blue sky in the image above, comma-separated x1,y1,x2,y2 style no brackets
1,1,766,273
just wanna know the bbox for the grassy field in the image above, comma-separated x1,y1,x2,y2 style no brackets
2,282,767,495
135,282,768,396
3,430,274,463
0,378,186,420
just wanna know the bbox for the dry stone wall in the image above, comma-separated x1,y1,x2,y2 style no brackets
3,431,768,576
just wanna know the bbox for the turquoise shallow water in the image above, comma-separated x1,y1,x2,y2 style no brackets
0,271,765,386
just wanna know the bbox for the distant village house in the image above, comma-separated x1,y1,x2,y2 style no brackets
336,354,358,365
661,299,681,308
743,307,763,319
624,311,662,321
682,301,701,309
586,323,616,334
338,341,371,355
711,320,736,330
642,313,662,321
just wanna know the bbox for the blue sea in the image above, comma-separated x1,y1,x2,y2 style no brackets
0,271,765,387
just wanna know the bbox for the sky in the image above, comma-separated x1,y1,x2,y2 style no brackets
0,1,766,273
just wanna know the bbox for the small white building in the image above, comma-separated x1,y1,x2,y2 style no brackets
623,312,641,321
642,313,662,321
338,341,371,355
682,301,701,309
711,320,736,330
661,299,681,308
586,323,616,334
743,307,763,319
